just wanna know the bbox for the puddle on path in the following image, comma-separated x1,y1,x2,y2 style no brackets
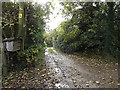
55,83,69,88
45,47,100,88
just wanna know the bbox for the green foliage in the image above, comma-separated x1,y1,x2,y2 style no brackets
44,29,57,47
49,48,56,55
2,2,50,71
18,44,45,67
54,2,119,61
44,33,53,47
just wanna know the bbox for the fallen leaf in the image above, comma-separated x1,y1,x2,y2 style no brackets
95,81,100,84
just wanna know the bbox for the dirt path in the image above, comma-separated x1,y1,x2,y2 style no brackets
44,47,118,88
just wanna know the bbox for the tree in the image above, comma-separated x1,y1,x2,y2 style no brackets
104,2,114,55
2,2,50,72
54,2,119,61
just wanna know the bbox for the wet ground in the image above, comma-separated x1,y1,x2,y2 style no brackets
44,47,118,88
2,47,118,89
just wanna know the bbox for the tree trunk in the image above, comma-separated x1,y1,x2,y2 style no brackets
104,2,114,56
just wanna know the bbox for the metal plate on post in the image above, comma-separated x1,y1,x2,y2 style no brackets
6,40,21,51
6,41,13,51
3,38,21,52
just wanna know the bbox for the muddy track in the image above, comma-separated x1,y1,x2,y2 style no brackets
44,48,118,88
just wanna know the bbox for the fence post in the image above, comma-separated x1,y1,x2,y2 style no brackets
2,48,7,77
0,1,8,79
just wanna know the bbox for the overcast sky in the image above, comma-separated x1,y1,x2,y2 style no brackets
33,0,65,33
10,0,106,33
44,0,65,32
10,0,65,33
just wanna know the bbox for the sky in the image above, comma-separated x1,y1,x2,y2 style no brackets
10,0,65,33
10,0,106,33
34,0,67,33
43,0,65,32
32,0,65,32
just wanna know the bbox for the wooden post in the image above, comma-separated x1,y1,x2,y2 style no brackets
18,2,24,50
22,2,27,50
2,49,7,77
23,2,27,49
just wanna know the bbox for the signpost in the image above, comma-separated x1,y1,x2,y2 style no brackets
1,1,26,82
2,38,22,77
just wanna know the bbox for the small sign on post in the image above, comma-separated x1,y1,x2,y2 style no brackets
3,38,22,52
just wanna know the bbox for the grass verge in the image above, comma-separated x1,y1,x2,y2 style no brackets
49,48,56,55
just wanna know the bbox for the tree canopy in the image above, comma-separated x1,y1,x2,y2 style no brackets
46,2,120,62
